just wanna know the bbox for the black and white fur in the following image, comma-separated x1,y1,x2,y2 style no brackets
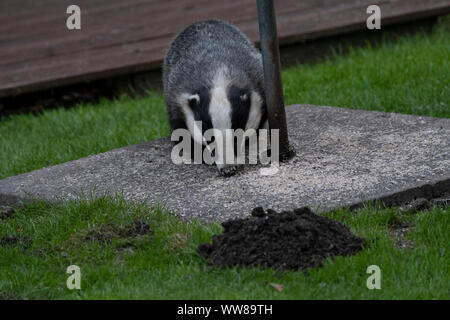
163,20,267,173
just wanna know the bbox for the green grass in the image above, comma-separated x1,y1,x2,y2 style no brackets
0,94,171,180
1,196,448,299
0,17,449,299
283,22,450,118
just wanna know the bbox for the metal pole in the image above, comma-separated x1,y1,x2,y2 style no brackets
256,0,293,160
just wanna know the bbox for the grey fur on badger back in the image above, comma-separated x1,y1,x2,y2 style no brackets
163,20,267,157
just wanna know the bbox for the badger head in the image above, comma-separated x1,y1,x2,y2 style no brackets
177,67,266,175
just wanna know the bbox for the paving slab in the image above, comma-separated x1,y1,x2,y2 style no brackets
1,105,449,222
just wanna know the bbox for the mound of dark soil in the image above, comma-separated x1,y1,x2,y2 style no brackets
198,207,365,271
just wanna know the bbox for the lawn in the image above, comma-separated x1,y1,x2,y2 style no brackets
0,17,449,299
1,196,448,299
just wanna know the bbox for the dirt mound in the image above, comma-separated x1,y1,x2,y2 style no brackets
198,207,365,271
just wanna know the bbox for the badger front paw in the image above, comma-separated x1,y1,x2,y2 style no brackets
218,165,238,177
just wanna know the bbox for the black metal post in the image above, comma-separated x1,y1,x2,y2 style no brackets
256,0,293,160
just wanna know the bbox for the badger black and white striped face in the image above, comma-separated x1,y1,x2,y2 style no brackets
177,67,265,171
208,68,264,134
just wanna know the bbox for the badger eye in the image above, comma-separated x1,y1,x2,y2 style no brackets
240,93,249,102
187,94,200,109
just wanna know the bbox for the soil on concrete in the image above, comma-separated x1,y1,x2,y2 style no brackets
198,207,365,271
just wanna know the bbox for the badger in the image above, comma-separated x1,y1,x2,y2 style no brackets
163,20,267,175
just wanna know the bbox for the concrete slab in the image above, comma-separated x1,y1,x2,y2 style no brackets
1,105,449,222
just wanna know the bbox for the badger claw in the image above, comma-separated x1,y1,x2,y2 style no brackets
218,166,238,177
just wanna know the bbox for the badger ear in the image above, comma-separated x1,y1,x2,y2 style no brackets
187,94,200,109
